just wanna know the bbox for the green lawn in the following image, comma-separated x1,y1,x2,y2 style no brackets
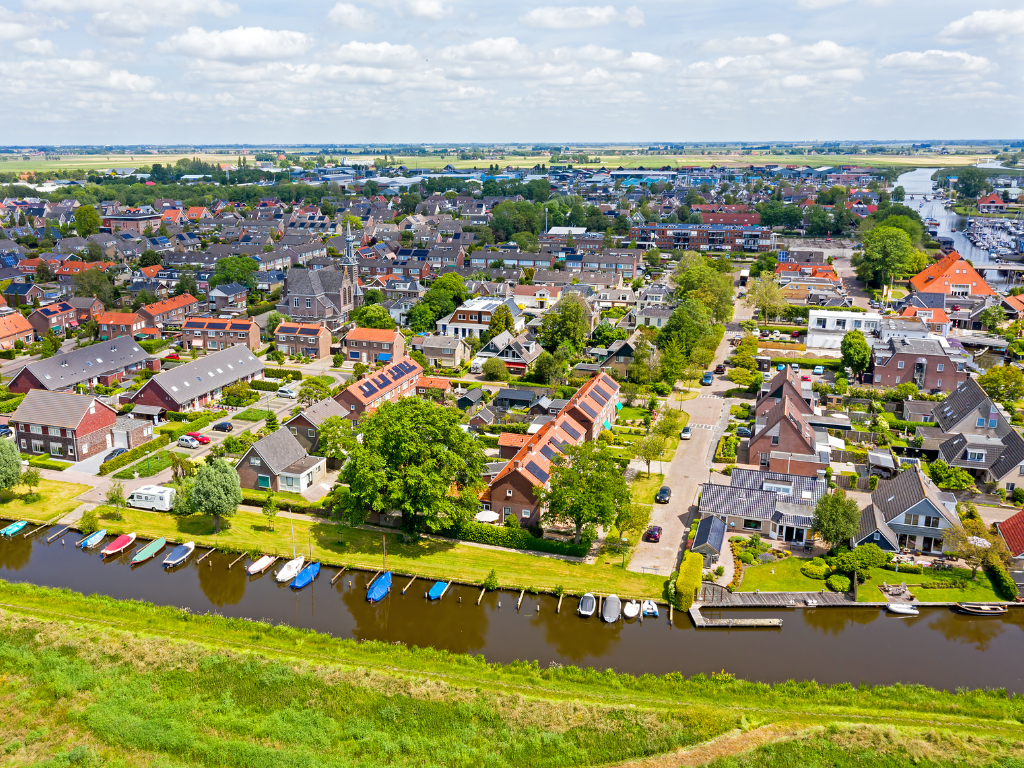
738,556,828,592
0,478,89,523
112,449,189,480
618,405,649,421
235,408,274,421
88,505,669,599
856,566,1004,603
631,472,665,504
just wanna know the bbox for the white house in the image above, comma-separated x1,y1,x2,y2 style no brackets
436,297,524,339
806,309,882,351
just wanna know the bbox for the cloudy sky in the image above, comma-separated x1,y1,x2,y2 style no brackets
0,0,1021,144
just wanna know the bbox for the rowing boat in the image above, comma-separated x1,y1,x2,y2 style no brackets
77,529,106,549
427,581,448,600
578,592,596,617
0,520,27,538
955,602,1008,616
101,532,136,557
367,571,392,603
290,561,320,590
276,555,304,583
131,537,166,565
247,555,276,575
602,594,621,622
163,541,195,568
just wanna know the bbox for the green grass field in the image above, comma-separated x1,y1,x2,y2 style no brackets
856,567,1003,603
235,408,274,422
112,449,188,480
738,557,827,593
0,479,89,524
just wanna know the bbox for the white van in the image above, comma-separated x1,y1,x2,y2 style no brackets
470,358,484,375
126,485,176,511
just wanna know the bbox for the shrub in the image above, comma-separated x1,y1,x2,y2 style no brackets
0,394,26,414
826,574,851,592
249,379,280,392
881,562,923,575
989,564,1018,600
137,339,169,354
800,561,830,579
483,569,499,590
674,551,704,611
247,301,276,317
737,552,755,565
1014,487,1024,506
78,509,99,535
437,520,591,557
868,476,878,490
650,382,671,396
98,435,170,475
263,368,304,381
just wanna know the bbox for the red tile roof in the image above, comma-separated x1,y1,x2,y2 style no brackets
140,294,198,316
1004,295,1024,315
417,376,451,391
899,306,950,324
977,193,1004,206
344,327,401,344
497,432,529,448
909,251,996,296
998,508,1024,557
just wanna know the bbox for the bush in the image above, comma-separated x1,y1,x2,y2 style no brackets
650,382,671,396
868,476,878,490
826,574,851,592
881,562,923,575
736,552,754,565
28,456,70,471
674,551,704,611
800,561,831,579
263,368,304,381
989,564,1018,600
249,379,280,392
247,301,276,317
483,568,499,590
1013,487,1024,506
437,520,591,557
0,350,14,360
137,339,170,354
0,394,26,414
98,435,170,475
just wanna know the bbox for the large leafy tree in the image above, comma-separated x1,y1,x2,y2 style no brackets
854,227,913,288
297,378,332,406
316,415,356,460
954,167,992,202
538,293,590,353
977,365,1024,402
941,517,1012,579
658,298,712,354
342,398,486,534
210,255,257,290
0,438,21,492
72,267,116,308
351,303,396,330
840,330,872,377
672,259,734,323
191,458,243,533
174,271,199,297
74,205,101,236
743,274,786,323
488,304,516,336
811,488,861,548
536,441,630,544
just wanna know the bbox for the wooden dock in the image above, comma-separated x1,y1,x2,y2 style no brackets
700,590,854,608
689,604,783,629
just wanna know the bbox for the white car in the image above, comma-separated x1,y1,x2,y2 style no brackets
277,386,297,399
177,435,200,449
680,427,692,440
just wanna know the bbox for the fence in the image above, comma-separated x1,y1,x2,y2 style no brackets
835,474,873,491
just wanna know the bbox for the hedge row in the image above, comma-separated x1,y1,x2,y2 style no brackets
99,435,171,475
246,302,276,317
0,349,15,360
264,368,304,381
156,410,229,441
0,394,26,414
438,521,591,558
28,456,71,471
989,564,1018,600
481,423,530,435
881,414,922,433
249,379,280,392
240,488,323,514
769,357,845,371
137,339,170,354
675,551,704,611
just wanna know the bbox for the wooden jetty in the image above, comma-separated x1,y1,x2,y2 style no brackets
402,575,417,594
47,526,70,543
331,566,347,585
517,589,525,611
477,588,485,605
196,548,214,564
228,552,246,569
689,603,782,629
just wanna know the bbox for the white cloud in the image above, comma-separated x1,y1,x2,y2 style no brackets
14,37,55,54
25,0,238,16
159,26,314,62
405,0,451,20
879,49,994,75
327,3,375,29
622,5,644,28
940,9,1024,42
519,5,618,29
335,41,420,67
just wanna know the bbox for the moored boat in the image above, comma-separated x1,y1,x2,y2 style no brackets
276,555,305,583
427,581,448,600
290,562,320,590
367,571,392,603
887,603,919,616
131,537,166,565
641,600,659,618
602,594,621,622
101,532,136,557
623,600,640,619
0,520,28,538
955,602,1008,616
77,529,106,549
578,592,596,617
163,541,195,568
247,555,276,575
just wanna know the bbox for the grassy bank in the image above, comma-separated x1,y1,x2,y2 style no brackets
738,557,826,593
855,567,1003,603
0,580,1021,767
0,479,89,524
89,505,668,598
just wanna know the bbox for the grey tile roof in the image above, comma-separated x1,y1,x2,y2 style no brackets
692,515,725,553
728,467,826,507
869,466,958,526
933,379,987,432
291,397,347,427
248,428,308,475
855,503,899,548
137,346,263,407
698,483,777,521
988,428,1024,481
11,390,111,429
19,337,151,390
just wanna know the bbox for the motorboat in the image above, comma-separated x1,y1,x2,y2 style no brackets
131,537,166,565
578,593,596,617
163,542,195,568
0,520,27,538
623,600,640,619
101,533,136,557
602,594,621,623
955,603,1008,616
290,562,320,590
641,600,659,618
77,529,106,549
367,571,393,603
887,603,919,616
247,555,276,575
427,581,448,600
276,555,305,583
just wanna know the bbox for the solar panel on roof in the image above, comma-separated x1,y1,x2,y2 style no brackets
561,422,581,440
540,445,557,461
593,385,610,401
578,400,598,418
526,460,549,484
590,388,608,405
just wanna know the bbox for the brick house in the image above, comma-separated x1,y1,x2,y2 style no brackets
181,317,262,353
207,282,248,312
0,312,34,349
409,334,473,369
976,193,1006,214
755,369,817,415
236,426,327,493
9,337,157,394
3,283,44,307
283,397,349,455
334,357,422,424
96,311,145,340
275,321,332,359
138,294,200,329
869,337,969,391
276,264,358,333
749,396,828,468
415,376,451,400
27,301,77,337
129,346,264,413
66,296,105,324
341,327,404,364
909,251,996,299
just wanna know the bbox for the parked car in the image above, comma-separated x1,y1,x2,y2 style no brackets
0,426,11,438
655,486,672,504
763,372,772,381
801,374,811,382
777,364,785,371
812,365,825,375
643,525,663,543
164,353,180,361
680,426,692,440
177,435,200,449
103,447,126,463
701,372,713,386
212,422,233,432
791,331,801,338
790,363,799,372
714,364,726,374
277,387,298,399
186,432,210,445
736,426,752,437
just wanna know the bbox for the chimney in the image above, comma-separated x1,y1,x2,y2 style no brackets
816,469,826,480
514,460,521,469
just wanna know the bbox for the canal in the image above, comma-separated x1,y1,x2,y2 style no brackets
2,526,1024,692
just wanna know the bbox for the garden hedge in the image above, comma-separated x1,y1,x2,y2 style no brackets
0,394,26,414
826,574,851,592
98,435,171,476
156,410,228,441
137,339,170,354
769,357,844,371
264,368,304,381
240,488,323,514
437,521,591,558
246,302,276,317
989,564,1018,600
249,379,280,392
674,551,704,611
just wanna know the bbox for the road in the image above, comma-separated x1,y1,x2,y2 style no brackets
3,338,78,380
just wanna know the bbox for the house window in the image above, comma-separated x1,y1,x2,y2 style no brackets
521,509,531,519
989,419,997,428
67,445,74,456
257,475,270,489
977,418,986,427
290,427,297,435
48,427,61,436
49,443,62,457
924,516,940,528
897,361,904,369
905,514,919,526
967,451,984,462
506,489,513,497
742,520,762,531
30,425,42,434
308,429,315,438
293,298,299,307
936,364,944,372
305,298,311,308
771,435,779,445
31,440,43,453
250,456,261,466
937,379,942,387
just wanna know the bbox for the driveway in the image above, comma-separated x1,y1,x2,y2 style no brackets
68,452,109,476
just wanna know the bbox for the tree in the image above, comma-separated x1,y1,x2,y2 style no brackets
139,250,162,268
488,304,516,336
192,458,243,532
977,365,1024,402
74,205,101,236
659,338,684,385
635,434,666,476
626,337,658,384
482,357,509,381
169,452,196,483
941,518,1009,579
105,479,127,519
73,268,116,308
811,489,861,548
531,351,560,385
954,167,992,202
891,185,906,202
855,227,913,288
19,466,40,501
35,261,52,283
979,305,1005,331
210,255,257,290
673,259,734,323
743,275,786,323
266,311,289,335
840,330,872,377
536,441,630,545
341,398,486,535
40,330,61,359
615,502,651,551
363,288,385,305
537,294,590,353
174,271,198,297
262,492,279,531
298,378,331,406
351,303,396,330
658,298,712,355
0,438,20,493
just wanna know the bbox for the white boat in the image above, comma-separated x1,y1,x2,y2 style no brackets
578,593,596,617
602,594,621,623
247,555,276,575
623,600,640,619
887,603,919,616
641,600,659,618
275,555,304,583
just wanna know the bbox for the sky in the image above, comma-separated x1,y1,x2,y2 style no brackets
0,0,1021,145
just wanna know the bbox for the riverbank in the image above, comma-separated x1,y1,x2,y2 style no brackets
0,580,1022,768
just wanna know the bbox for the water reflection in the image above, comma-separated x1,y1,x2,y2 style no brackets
927,610,1009,652
802,606,880,636
0,533,32,571
196,551,246,606
528,595,623,661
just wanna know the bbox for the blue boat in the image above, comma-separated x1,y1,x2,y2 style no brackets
367,571,392,603
77,529,107,549
0,520,27,538
290,561,320,590
427,581,448,600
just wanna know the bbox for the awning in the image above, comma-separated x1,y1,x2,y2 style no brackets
378,353,391,362
68,320,78,327
615,402,622,410
603,419,612,430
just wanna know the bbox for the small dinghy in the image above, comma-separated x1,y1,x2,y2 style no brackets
290,562,320,590
956,602,1008,616
367,571,392,603
427,581,448,600
623,600,640,619
887,603,919,616
77,529,106,549
602,594,621,623
641,600,659,618
276,555,305,583
578,592,596,617
102,532,136,557
0,520,27,538
163,541,195,568
247,555,276,575
131,537,166,565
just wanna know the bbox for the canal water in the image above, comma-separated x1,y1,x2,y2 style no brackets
2,526,1023,692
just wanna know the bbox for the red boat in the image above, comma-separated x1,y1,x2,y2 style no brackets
102,532,137,557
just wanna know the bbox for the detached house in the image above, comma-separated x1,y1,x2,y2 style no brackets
909,251,996,299
283,397,348,455
207,281,248,312
410,334,472,369
0,312,34,349
341,327,404,364
475,331,542,375
236,427,327,493
750,396,829,469
436,296,523,339
854,466,960,554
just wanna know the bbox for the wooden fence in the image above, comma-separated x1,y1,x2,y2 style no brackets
835,474,873,491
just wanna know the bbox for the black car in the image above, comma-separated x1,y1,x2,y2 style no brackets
655,486,672,504
643,525,663,543
0,426,10,437
736,426,752,437
103,447,126,463
212,422,234,432
714,364,726,374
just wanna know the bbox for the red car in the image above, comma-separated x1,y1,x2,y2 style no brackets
165,353,180,361
801,374,811,382
185,432,210,445
643,526,663,543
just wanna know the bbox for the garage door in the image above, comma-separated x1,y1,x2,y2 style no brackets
112,431,129,449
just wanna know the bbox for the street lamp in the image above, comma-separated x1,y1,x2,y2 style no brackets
621,536,628,568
